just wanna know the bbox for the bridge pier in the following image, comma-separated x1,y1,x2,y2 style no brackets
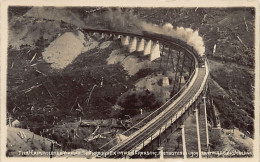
159,127,162,146
165,48,171,72
109,34,113,39
144,40,152,55
178,53,186,91
137,38,145,52
189,61,194,77
112,34,118,40
183,53,194,78
159,45,165,73
150,41,160,61
203,96,210,151
158,147,164,159
104,33,108,39
150,136,153,151
104,33,112,40
121,36,130,46
181,125,187,159
172,51,181,95
92,32,99,39
101,33,104,39
129,37,137,53
195,108,202,158
170,51,175,72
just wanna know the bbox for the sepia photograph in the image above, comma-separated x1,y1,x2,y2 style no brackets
0,0,259,161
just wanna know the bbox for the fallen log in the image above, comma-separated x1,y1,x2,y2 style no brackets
30,53,37,63
244,16,249,32
70,96,78,112
35,69,47,76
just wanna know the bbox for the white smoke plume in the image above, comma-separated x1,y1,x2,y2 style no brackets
142,22,205,56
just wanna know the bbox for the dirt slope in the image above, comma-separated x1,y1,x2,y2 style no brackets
7,127,54,157
42,30,98,69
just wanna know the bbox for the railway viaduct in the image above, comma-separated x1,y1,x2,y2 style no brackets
81,28,219,159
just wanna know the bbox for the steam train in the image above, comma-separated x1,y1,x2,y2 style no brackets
142,31,205,68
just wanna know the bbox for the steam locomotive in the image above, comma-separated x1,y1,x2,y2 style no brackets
142,31,205,68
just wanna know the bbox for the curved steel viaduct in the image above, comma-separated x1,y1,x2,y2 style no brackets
82,28,210,158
